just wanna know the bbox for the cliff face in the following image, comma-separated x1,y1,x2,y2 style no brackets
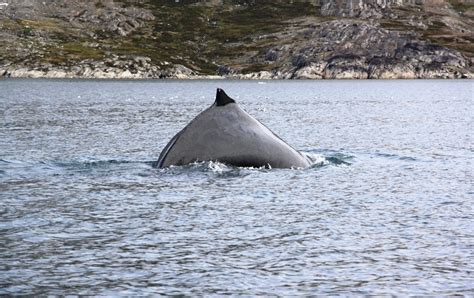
320,0,436,17
253,19,470,79
0,0,472,79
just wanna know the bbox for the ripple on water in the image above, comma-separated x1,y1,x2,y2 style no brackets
0,79,472,295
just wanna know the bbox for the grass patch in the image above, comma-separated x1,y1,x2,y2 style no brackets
379,19,415,32
241,62,274,73
448,0,474,13
144,0,320,72
52,42,105,61
18,19,65,32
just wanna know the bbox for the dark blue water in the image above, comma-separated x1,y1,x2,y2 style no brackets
0,79,473,295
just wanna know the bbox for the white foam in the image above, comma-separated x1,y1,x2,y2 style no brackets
303,152,328,167
207,160,230,173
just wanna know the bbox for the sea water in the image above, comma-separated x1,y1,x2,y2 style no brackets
0,79,472,295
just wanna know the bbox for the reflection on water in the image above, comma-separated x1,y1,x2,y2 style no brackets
0,79,472,295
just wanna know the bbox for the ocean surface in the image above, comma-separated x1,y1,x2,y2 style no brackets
0,79,472,295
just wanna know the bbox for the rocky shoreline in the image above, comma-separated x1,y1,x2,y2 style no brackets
2,67,471,80
1,1,473,80
2,51,472,80
2,62,471,80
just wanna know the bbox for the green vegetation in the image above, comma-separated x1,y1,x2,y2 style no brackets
142,1,320,73
60,42,104,60
379,10,474,59
379,19,414,32
447,0,474,13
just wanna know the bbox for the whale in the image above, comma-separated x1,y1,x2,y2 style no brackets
154,88,311,169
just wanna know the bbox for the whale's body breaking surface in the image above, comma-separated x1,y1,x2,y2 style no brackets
155,89,311,169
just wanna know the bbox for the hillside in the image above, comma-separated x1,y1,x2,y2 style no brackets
0,0,473,79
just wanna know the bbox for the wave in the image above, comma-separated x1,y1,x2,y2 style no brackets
1,150,352,179
53,159,154,169
303,150,353,167
156,150,352,175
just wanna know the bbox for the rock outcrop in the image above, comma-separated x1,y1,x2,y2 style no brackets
1,0,155,36
255,20,471,79
0,55,199,79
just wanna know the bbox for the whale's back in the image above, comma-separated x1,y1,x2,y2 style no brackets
156,89,310,169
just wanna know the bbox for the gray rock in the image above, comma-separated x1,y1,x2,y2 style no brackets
293,62,326,79
323,54,368,79
217,65,233,76
321,0,405,18
292,54,311,69
259,19,471,79
264,49,279,62
160,64,195,79
238,71,274,80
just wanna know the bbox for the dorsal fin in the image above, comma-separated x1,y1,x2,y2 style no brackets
215,88,235,106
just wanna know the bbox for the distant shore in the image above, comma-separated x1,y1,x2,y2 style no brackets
1,65,472,80
2,1,473,82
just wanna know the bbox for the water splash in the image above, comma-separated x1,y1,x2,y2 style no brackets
303,151,352,167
